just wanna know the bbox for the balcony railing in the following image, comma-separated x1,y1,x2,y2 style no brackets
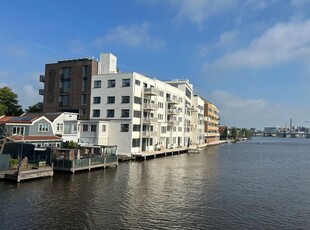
167,120,180,126
142,131,158,137
144,88,159,96
143,117,159,123
39,75,45,82
143,103,158,110
167,98,181,104
39,89,44,95
167,108,180,115
204,117,210,122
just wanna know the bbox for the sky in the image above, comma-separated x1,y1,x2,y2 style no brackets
1,0,310,130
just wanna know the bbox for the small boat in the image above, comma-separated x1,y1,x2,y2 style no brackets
187,147,203,153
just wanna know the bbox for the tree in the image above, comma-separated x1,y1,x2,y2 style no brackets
0,86,23,116
26,102,43,113
231,127,238,140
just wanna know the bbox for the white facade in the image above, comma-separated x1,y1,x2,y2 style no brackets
50,112,79,142
86,69,206,155
98,53,117,74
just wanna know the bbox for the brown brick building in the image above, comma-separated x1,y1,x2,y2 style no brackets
40,58,99,120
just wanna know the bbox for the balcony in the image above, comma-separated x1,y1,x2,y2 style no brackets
39,89,44,95
167,97,181,104
144,88,159,96
143,117,159,123
142,131,158,137
187,106,198,112
39,75,45,82
167,120,180,126
204,117,210,122
143,103,158,110
167,108,180,115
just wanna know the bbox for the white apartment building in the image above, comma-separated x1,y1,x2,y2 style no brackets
78,53,207,156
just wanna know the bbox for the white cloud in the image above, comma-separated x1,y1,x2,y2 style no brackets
208,90,310,129
290,0,309,8
172,0,237,27
94,22,165,50
203,19,310,73
18,84,42,109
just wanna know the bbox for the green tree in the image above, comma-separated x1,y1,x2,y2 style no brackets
0,86,23,116
231,127,238,140
220,126,228,140
26,102,43,113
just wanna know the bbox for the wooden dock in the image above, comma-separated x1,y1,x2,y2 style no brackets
132,147,188,160
3,167,53,183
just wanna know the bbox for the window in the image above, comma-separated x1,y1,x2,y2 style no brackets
108,79,115,88
121,109,130,118
133,110,141,118
161,126,167,134
93,109,100,117
38,123,49,132
81,94,87,106
135,79,140,85
83,125,88,131
12,126,25,135
122,79,130,87
107,96,115,104
59,95,70,107
93,97,101,104
94,80,101,88
134,96,141,104
102,125,106,132
121,124,129,132
56,123,63,131
133,125,140,131
107,109,115,117
82,67,88,91
132,138,140,147
91,125,96,132
121,96,130,103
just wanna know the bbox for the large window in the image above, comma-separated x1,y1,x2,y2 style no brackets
82,125,88,132
135,79,140,85
133,125,140,131
133,110,141,118
60,67,71,92
59,95,70,107
107,96,115,104
38,123,49,132
82,66,88,91
56,123,63,131
121,109,130,118
122,79,130,87
108,79,115,88
81,94,87,106
12,126,25,135
121,124,129,132
107,109,115,117
132,138,140,147
93,97,101,104
91,125,96,132
93,109,100,117
134,96,141,104
94,80,101,88
121,96,130,103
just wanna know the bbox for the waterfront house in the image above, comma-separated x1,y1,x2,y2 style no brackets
38,52,221,156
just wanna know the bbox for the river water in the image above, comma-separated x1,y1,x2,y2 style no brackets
1,137,310,229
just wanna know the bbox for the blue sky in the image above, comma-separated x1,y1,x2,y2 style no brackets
1,0,310,129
